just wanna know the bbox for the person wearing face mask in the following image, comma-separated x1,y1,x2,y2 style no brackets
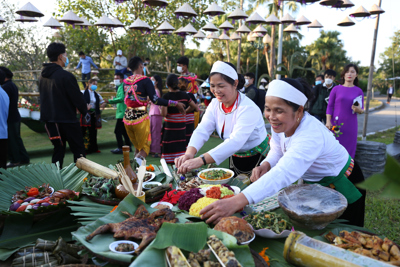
314,75,324,87
175,61,270,177
309,69,337,124
39,42,89,168
149,75,163,158
113,50,128,74
105,73,132,154
204,91,213,107
75,51,99,88
80,79,107,154
198,78,365,227
123,56,186,165
326,64,364,158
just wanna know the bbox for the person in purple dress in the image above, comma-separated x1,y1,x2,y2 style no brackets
326,64,364,158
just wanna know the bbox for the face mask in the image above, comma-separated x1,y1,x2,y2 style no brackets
166,84,169,89
245,79,249,86
315,80,322,85
91,85,97,91
205,96,211,100
63,55,69,67
152,80,155,85
177,66,183,73
197,99,201,103
325,78,333,85
114,80,121,86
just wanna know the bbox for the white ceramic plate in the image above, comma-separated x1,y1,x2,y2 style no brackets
238,233,256,245
143,172,156,183
109,240,138,254
197,168,234,185
151,201,173,209
142,181,162,190
230,186,241,195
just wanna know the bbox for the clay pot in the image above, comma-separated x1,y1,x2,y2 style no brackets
115,183,139,200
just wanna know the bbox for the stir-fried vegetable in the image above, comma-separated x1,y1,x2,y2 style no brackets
199,169,231,180
244,211,292,234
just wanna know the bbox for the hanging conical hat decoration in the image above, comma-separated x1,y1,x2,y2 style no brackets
263,34,271,44
52,31,62,39
16,2,44,18
43,17,62,29
369,4,385,15
92,52,99,57
334,0,354,8
319,0,341,7
75,17,92,28
283,23,298,33
202,22,218,32
181,23,197,34
349,6,371,18
59,11,84,24
15,15,38,22
207,32,219,39
111,18,124,28
236,24,251,33
247,32,256,42
219,21,234,30
265,14,281,25
174,26,183,34
246,12,267,25
337,16,355,26
307,19,323,28
0,15,5,23
230,32,241,40
143,0,168,8
94,16,116,27
204,3,225,16
174,3,197,19
219,32,230,40
281,13,296,24
156,21,175,34
300,0,320,2
129,18,151,33
259,85,265,90
193,30,206,39
295,15,311,26
260,78,268,83
253,24,268,34
228,8,248,21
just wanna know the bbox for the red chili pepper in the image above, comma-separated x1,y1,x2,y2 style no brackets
16,205,27,212
16,200,24,204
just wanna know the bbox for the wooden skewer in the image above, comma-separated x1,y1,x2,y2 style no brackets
116,164,135,195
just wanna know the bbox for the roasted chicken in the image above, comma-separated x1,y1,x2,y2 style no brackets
86,205,178,254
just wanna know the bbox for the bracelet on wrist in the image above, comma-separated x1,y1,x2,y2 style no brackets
200,155,207,165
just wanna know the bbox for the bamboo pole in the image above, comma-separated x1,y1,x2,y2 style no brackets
362,0,382,140
276,5,284,80
236,0,244,73
226,40,231,63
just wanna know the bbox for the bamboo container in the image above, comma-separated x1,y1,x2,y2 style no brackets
76,157,118,179
283,231,392,267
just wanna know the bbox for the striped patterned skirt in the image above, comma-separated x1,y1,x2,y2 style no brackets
161,113,187,164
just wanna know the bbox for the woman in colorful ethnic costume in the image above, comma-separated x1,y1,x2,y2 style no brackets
175,61,270,177
123,57,186,164
200,78,366,227
161,74,198,163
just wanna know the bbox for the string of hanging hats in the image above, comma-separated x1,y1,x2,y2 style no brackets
236,24,251,34
110,17,124,28
202,22,219,32
283,23,298,33
219,32,230,40
246,12,267,26
16,16,38,23
228,8,248,24
333,0,354,10
174,3,197,20
280,13,296,24
337,16,355,27
193,30,206,39
307,19,323,28
206,32,219,39
129,18,152,34
230,32,241,41
142,0,168,9
219,20,234,34
320,0,343,7
295,15,311,26
94,15,118,31
253,24,268,37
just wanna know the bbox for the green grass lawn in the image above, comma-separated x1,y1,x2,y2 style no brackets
20,117,400,242
365,98,382,109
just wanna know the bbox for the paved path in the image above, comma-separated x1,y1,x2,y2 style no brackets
358,96,400,136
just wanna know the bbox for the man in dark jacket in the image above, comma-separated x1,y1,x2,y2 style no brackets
0,67,30,167
244,72,264,114
310,69,337,124
39,42,88,168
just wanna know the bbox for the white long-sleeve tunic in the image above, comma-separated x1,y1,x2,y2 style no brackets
243,112,349,204
188,92,267,165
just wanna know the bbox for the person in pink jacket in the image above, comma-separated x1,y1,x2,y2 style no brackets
149,75,163,157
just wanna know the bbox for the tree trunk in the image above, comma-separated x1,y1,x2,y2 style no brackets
246,57,250,73
226,40,230,63
264,46,271,76
181,38,185,56
270,25,276,78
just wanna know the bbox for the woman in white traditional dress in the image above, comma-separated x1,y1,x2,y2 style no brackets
175,61,270,176
200,78,366,227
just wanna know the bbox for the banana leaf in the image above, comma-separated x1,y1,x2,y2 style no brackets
72,194,194,264
68,197,115,226
0,163,88,213
132,222,255,266
0,208,79,261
